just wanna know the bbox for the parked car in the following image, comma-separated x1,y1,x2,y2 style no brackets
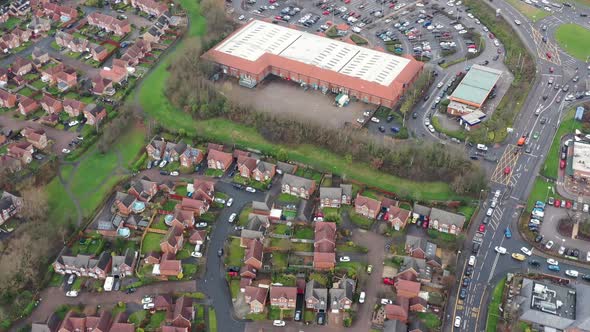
566,270,579,277
67,274,75,285
226,198,234,207
511,253,526,261
339,256,351,262
359,291,366,303
65,290,79,297
548,265,560,272
521,247,533,256
454,316,462,328
547,258,559,265
383,277,395,285
380,298,393,305
143,303,155,309
196,222,207,228
170,171,179,176
245,187,256,193
545,241,554,249
529,260,540,267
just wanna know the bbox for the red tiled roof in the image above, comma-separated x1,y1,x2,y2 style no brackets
313,252,335,263
244,286,268,305
355,194,381,212
395,279,421,297
207,149,233,165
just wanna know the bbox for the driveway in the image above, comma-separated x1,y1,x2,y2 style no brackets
0,113,78,154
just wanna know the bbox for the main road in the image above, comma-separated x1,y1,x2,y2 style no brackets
437,0,590,331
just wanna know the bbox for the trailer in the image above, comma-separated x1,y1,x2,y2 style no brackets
104,276,114,292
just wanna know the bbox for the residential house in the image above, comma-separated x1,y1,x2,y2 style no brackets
113,192,136,216
240,229,264,248
9,0,30,16
91,77,115,96
412,203,431,220
252,160,276,182
314,221,336,253
237,155,258,179
88,12,131,36
383,320,408,332
252,201,270,215
319,184,352,208
405,235,437,260
1,33,19,50
240,264,257,279
384,299,409,323
143,26,163,43
207,149,233,171
329,277,355,312
153,294,173,311
160,220,184,255
63,98,86,117
244,239,263,270
40,94,63,114
31,313,61,332
269,286,297,309
110,313,135,332
354,194,381,219
165,141,186,161
191,179,215,203
277,161,297,175
8,141,34,164
12,28,32,44
408,321,427,332
53,251,112,279
18,95,39,116
58,310,112,332
41,63,77,91
0,155,22,172
428,208,466,235
31,47,50,67
387,205,411,231
90,43,109,62
28,16,50,34
179,146,204,168
409,297,428,313
397,257,432,283
100,64,128,84
395,279,421,299
0,89,17,108
305,280,327,312
21,127,48,149
168,296,194,328
174,209,195,229
40,3,78,22
0,68,8,87
207,143,223,152
144,252,160,265
128,0,168,17
128,177,158,202
12,57,33,76
247,213,270,233
188,230,206,245
55,31,88,53
244,286,268,313
111,248,137,278
40,113,59,126
313,252,335,271
83,104,107,126
0,192,22,225
120,40,151,67
157,255,183,278
146,138,166,160
180,197,208,217
281,174,316,199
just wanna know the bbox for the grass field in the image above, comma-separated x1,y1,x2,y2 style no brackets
504,0,550,21
46,128,145,225
135,0,463,202
141,233,165,254
541,108,581,179
554,24,590,61
486,277,506,332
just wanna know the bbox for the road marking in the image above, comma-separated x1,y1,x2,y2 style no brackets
488,252,501,283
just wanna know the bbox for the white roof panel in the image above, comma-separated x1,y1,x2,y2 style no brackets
215,20,412,86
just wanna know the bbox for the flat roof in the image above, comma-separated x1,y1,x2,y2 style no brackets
213,20,411,87
572,141,590,174
450,64,502,106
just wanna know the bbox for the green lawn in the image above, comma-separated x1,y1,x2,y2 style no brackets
128,310,147,326
162,199,178,211
277,193,300,203
18,87,34,97
555,24,590,61
209,308,217,332
293,226,314,239
527,177,556,211
504,0,550,21
226,238,245,266
238,206,253,226
335,261,364,278
151,216,169,230
2,17,20,30
146,311,167,329
271,252,288,269
349,212,375,230
46,128,145,225
229,279,240,299
486,277,506,332
291,242,313,252
417,312,441,329
141,233,164,254
541,108,583,179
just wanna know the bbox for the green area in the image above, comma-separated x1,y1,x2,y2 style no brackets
271,252,288,269
335,261,364,278
304,310,315,322
291,242,313,252
141,233,164,254
486,277,506,332
541,108,582,179
162,199,178,211
504,0,550,21
209,308,217,332
146,311,167,329
350,34,368,45
526,177,557,211
128,310,147,326
273,224,291,235
226,238,244,266
2,17,20,30
417,312,442,329
229,279,240,299
270,237,291,250
349,212,375,230
277,193,301,203
46,128,145,225
555,24,590,61
293,226,314,239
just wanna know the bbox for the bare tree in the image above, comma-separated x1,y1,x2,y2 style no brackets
19,188,48,222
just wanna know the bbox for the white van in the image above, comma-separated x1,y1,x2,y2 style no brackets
468,255,476,266
476,144,488,151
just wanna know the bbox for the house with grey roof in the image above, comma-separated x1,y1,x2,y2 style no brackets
384,320,408,332
428,208,466,235
405,235,437,260
412,203,431,218
281,174,316,200
397,257,432,284
240,229,265,248
0,191,21,225
53,249,112,279
276,161,297,175
329,277,355,312
247,213,270,232
111,248,137,278
252,200,270,215
305,280,328,312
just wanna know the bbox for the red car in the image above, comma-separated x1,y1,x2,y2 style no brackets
504,167,511,175
560,160,566,169
269,0,276,3
566,200,572,209
275,15,282,20
383,277,395,285
554,199,561,207
479,224,486,232
549,67,554,73
488,33,495,39
228,271,238,277
546,52,552,59
345,0,351,3
422,220,429,229
323,10,330,15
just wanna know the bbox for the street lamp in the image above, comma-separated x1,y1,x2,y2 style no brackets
545,186,552,202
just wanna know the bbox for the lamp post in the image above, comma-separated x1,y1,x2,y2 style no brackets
545,186,552,203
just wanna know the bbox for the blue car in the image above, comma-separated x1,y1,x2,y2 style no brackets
505,227,512,238
535,201,546,209
390,127,400,133
548,265,560,272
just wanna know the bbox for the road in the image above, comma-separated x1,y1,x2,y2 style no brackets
440,0,590,331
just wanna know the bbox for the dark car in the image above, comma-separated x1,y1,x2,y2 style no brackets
232,183,244,190
378,126,386,133
573,249,580,257
217,248,224,257
470,155,479,160
465,266,474,276
317,312,326,325
459,288,467,299
412,112,418,119
472,242,480,253
125,287,136,294
159,170,170,175
227,266,240,273
528,260,540,267
482,217,490,224
534,235,543,242
437,59,446,65
462,278,471,287
386,115,394,122
582,274,590,282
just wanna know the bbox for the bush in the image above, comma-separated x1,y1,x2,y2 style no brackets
350,34,368,45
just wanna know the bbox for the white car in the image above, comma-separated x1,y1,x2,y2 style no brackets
587,251,590,262
228,213,237,223
495,246,507,254
530,219,541,225
143,303,155,310
468,255,476,266
547,258,559,265
428,125,435,133
214,197,226,204
545,241,554,249
67,274,75,284
494,40,500,47
339,256,351,262
62,148,71,154
245,187,256,193
272,320,286,327
486,208,493,217
141,297,153,304
424,120,431,127
584,204,589,213
474,19,480,24
65,290,78,297
454,316,461,328
238,15,245,20
559,246,566,255
565,270,579,277
467,13,474,18
226,198,234,207
196,222,207,228
494,190,501,198
490,200,497,208
437,82,444,89
514,19,521,25
69,120,79,126
359,291,366,303
370,117,380,123
458,29,467,34
191,251,203,258
363,111,371,117
477,144,488,151
521,247,533,256
170,171,179,176
380,298,393,305
159,160,167,168
434,96,441,104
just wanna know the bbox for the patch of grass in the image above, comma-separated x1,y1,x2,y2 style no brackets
209,307,217,332
526,177,555,211
554,24,590,61
141,233,164,254
291,242,313,252
270,237,291,250
271,252,288,269
176,241,194,260
337,242,368,253
71,277,84,291
246,312,266,320
238,206,252,226
350,34,368,45
431,116,466,141
146,311,166,329
335,261,364,278
486,277,506,332
18,87,34,97
349,211,375,230
205,168,224,177
293,226,314,239
162,199,178,211
226,238,245,266
151,216,169,230
504,0,550,21
541,108,582,179
229,279,240,299
128,310,147,326
304,310,315,322
181,263,197,278
2,17,20,30
417,312,442,329
273,224,291,235
277,193,301,203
